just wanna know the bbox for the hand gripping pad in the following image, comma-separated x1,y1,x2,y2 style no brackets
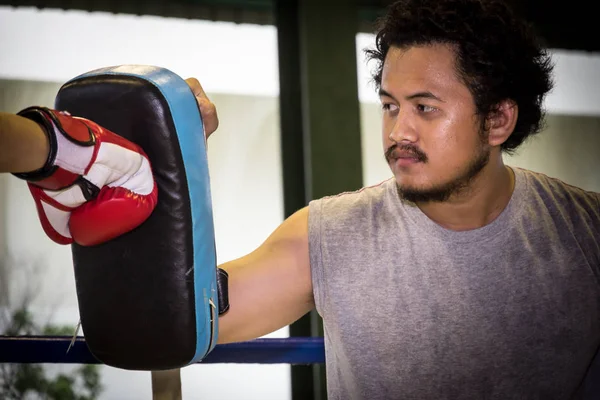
54,65,228,370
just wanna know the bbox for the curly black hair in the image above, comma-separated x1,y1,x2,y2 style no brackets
365,0,554,154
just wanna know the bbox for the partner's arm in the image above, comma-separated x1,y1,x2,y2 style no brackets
0,112,49,173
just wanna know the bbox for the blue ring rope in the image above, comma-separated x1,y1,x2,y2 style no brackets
0,337,325,365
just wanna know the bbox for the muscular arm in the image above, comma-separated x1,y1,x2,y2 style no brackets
217,206,314,344
184,77,314,344
0,112,49,173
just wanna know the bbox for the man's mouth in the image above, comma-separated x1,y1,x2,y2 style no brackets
386,145,427,165
393,155,422,167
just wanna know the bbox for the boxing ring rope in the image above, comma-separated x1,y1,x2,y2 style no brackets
0,336,325,365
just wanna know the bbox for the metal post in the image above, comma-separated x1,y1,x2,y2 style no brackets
276,1,363,399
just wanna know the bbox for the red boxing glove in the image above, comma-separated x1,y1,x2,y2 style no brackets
13,106,158,246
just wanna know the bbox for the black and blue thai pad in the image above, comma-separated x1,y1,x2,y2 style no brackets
55,65,229,371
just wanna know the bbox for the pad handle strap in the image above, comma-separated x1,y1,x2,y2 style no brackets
217,268,230,315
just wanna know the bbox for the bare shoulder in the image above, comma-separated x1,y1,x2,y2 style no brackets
265,206,309,244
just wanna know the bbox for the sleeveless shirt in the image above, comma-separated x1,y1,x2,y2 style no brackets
308,167,600,399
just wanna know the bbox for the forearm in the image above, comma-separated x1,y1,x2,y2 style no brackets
217,253,314,344
0,112,49,173
216,207,314,344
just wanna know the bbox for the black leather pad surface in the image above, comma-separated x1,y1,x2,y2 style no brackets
55,71,199,370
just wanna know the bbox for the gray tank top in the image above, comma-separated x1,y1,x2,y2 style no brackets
308,167,600,400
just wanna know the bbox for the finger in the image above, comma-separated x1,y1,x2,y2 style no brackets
184,78,219,138
198,100,219,137
185,77,208,100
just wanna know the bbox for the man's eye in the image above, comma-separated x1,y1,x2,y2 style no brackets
418,104,436,113
382,103,399,112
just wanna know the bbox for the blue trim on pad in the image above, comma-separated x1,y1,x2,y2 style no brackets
65,65,218,364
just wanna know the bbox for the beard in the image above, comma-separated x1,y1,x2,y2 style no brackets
387,137,491,204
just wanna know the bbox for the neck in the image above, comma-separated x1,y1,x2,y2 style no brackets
416,157,515,231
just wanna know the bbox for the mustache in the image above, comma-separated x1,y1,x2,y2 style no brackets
385,143,428,163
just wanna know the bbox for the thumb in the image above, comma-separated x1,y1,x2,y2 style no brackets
185,78,219,139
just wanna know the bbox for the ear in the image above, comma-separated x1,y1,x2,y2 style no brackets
485,100,518,147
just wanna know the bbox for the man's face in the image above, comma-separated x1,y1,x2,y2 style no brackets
380,44,490,203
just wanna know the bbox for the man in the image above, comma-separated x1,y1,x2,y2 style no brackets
2,0,599,398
